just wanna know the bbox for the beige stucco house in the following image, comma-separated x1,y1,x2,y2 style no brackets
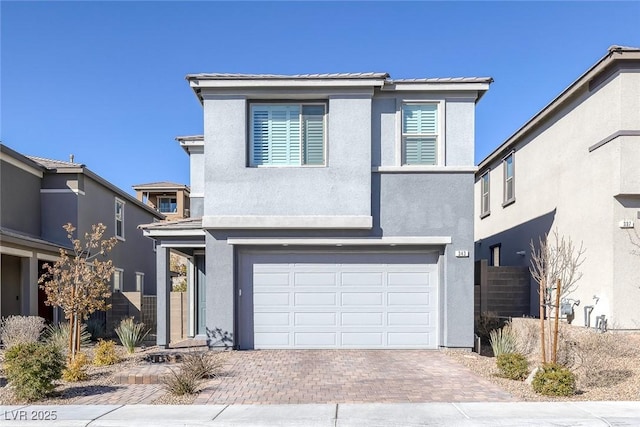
475,45,640,330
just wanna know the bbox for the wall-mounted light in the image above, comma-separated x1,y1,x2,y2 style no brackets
516,250,526,256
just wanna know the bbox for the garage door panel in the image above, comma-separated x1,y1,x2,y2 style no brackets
254,292,290,306
294,312,337,326
388,312,431,326
388,292,430,306
342,292,384,306
254,312,290,326
254,272,290,286
244,252,439,349
341,312,384,326
294,292,336,306
294,272,336,286
341,272,384,286
388,272,431,286
295,332,336,346
342,332,384,346
388,332,432,346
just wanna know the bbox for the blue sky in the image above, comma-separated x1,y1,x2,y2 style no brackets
2,1,639,195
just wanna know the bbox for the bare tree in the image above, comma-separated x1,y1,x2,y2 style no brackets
39,223,118,359
530,229,585,364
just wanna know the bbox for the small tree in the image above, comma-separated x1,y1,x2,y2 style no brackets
39,223,117,359
530,229,585,364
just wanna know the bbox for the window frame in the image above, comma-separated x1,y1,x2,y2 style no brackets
480,171,490,218
502,152,515,206
135,272,144,292
398,100,445,166
158,196,177,214
490,244,501,267
113,268,124,292
114,198,125,240
249,102,327,168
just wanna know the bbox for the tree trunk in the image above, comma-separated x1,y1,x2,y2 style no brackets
552,279,561,363
540,279,546,364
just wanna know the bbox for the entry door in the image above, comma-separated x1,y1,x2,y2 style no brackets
239,251,439,349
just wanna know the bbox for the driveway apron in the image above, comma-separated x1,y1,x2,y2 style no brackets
194,350,513,404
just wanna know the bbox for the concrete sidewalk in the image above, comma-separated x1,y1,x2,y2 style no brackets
1,402,639,426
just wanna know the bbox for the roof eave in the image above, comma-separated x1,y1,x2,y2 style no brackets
478,46,640,170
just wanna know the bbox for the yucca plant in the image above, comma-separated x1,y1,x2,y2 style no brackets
489,322,518,357
114,317,149,354
43,322,91,353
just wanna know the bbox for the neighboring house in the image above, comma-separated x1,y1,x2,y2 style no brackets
475,46,640,329
133,182,191,220
0,144,164,321
142,72,492,350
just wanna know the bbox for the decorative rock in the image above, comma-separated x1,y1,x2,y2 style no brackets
525,367,539,385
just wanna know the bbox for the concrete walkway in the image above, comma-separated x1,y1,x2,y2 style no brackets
1,402,639,426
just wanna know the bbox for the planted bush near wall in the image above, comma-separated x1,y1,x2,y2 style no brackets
532,363,576,396
496,353,529,380
115,317,149,354
0,315,46,348
93,339,120,366
4,342,64,401
490,323,518,357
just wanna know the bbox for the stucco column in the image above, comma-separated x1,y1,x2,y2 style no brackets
206,232,235,348
156,245,171,348
21,255,39,316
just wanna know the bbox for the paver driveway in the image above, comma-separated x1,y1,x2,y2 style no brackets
194,350,514,404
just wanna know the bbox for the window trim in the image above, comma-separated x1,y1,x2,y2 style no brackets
480,171,490,218
249,102,327,168
397,100,445,167
157,196,178,214
115,198,125,241
113,268,124,292
502,152,515,207
135,272,144,292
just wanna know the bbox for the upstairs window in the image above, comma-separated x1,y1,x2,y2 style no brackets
250,103,325,166
158,197,177,213
480,172,490,217
503,153,515,205
115,198,125,240
402,103,439,165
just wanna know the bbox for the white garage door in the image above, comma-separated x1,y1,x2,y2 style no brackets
239,252,439,349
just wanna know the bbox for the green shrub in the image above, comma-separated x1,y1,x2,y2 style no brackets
93,339,120,366
4,342,64,401
181,351,224,379
489,323,518,357
162,368,201,396
0,315,46,348
114,317,149,354
62,352,89,382
532,363,576,396
496,353,529,380
43,322,91,353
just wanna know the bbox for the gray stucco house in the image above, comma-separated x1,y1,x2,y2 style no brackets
475,46,640,329
143,72,492,349
0,144,163,321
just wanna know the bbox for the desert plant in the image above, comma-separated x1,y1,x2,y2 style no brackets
181,351,224,379
62,352,89,382
496,353,529,380
532,363,576,396
85,316,107,341
4,342,64,401
114,317,149,353
44,322,91,353
39,223,117,359
93,339,120,366
162,368,201,396
489,323,518,357
0,315,46,348
476,311,503,341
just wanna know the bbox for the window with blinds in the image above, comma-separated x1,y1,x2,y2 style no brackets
250,103,326,166
402,103,439,165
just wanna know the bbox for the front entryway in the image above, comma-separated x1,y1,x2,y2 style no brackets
238,251,440,349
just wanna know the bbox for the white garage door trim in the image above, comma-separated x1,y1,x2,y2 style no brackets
238,251,440,349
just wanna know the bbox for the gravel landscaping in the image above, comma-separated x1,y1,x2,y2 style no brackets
447,319,640,401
